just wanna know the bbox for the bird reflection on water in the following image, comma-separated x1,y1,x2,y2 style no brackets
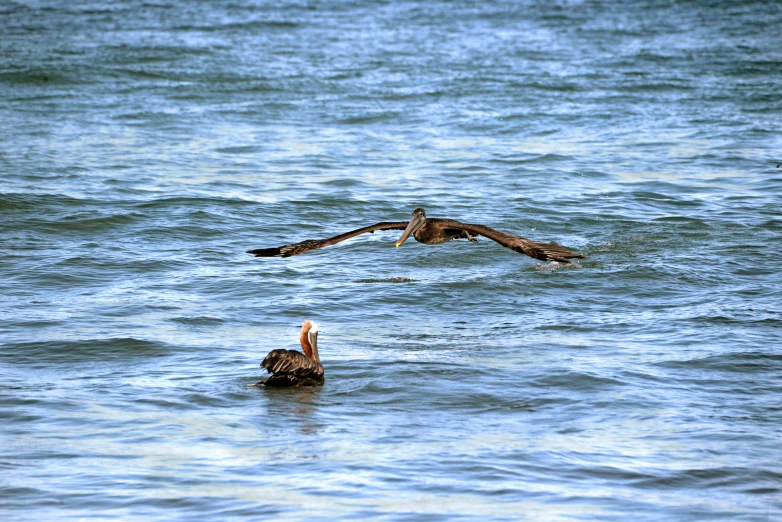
262,385,323,437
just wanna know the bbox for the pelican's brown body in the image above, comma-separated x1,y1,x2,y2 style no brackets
251,321,324,387
248,207,586,264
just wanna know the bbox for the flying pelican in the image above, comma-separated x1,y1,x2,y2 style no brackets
248,208,586,264
249,321,324,387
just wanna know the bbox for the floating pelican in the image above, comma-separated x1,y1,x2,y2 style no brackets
249,321,324,387
248,208,586,264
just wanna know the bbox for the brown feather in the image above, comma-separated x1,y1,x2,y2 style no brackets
261,349,324,379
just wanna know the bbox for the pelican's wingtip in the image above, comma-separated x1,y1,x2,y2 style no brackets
247,247,283,258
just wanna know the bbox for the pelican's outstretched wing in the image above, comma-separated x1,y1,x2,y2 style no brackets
247,222,409,258
439,220,586,264
261,349,323,378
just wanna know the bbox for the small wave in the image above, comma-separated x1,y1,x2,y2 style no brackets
47,212,146,233
134,196,255,209
0,193,90,211
536,153,575,162
172,20,299,32
322,178,367,188
214,145,262,154
620,82,693,93
0,70,73,85
656,351,782,373
168,316,225,326
506,80,585,93
337,112,400,125
356,277,417,283
1,338,175,367
531,370,625,390
632,467,782,491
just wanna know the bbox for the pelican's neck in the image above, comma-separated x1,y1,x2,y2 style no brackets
414,220,427,238
300,321,314,359
299,321,320,362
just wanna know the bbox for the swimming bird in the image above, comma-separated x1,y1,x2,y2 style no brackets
247,208,586,264
249,321,324,387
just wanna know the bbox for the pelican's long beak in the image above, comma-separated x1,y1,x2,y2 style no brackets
396,214,425,247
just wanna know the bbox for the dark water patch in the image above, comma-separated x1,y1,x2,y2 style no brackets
1,338,175,366
757,219,782,231
618,370,674,386
133,196,257,210
105,43,216,61
130,397,193,411
531,371,625,391
651,216,711,227
9,269,110,288
626,191,704,209
242,81,287,93
0,69,74,86
338,111,402,125
508,81,585,93
489,152,571,165
180,392,235,408
0,193,95,211
534,322,618,333
168,316,225,327
137,224,225,240
633,467,782,491
385,365,483,384
0,410,45,423
41,212,146,233
430,395,543,414
684,314,782,327
46,255,189,275
657,352,782,373
113,68,172,81
2,319,64,329
172,19,300,32
533,153,575,163
356,277,417,284
321,178,367,188
0,487,51,501
214,145,262,154
619,81,694,93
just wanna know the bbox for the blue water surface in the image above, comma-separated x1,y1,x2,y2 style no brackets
1,1,781,520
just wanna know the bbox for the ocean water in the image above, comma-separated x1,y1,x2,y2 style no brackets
1,0,781,520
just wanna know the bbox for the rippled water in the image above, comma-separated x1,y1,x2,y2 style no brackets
2,0,781,520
